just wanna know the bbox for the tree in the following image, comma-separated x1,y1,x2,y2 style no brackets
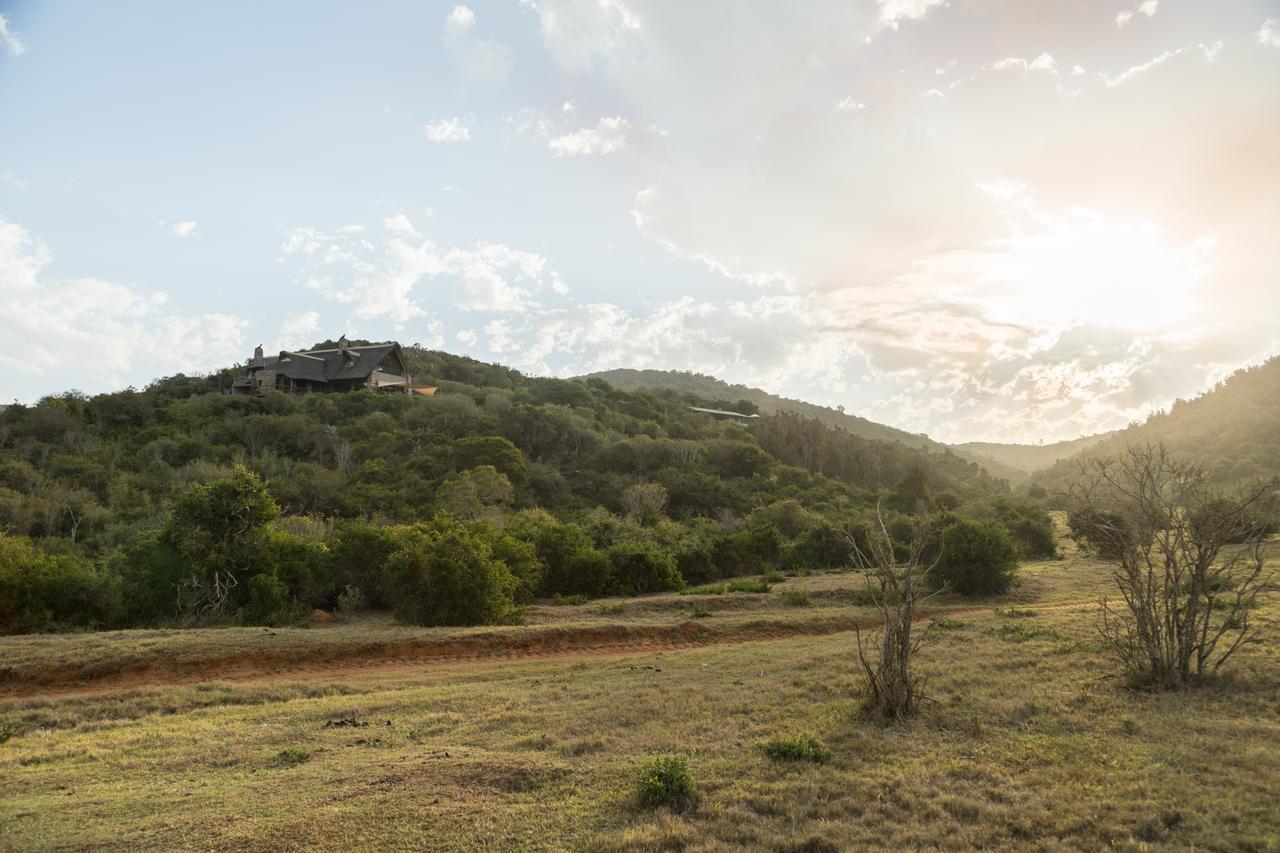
621,482,669,526
1067,445,1277,689
849,509,941,720
935,520,1018,595
434,465,514,520
166,466,279,616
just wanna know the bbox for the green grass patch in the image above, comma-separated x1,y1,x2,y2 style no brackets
994,606,1038,618
270,748,311,768
551,593,589,607
682,578,772,596
781,590,811,607
985,623,1058,643
689,604,713,619
760,734,829,764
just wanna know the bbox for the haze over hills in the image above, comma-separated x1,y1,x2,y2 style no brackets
1033,356,1280,487
953,434,1116,477
584,361,1280,486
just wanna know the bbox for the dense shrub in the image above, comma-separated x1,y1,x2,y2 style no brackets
240,572,294,626
0,533,121,634
325,521,405,609
786,523,849,571
636,754,696,812
1067,508,1133,559
935,520,1018,595
563,547,615,597
608,542,683,596
386,519,518,626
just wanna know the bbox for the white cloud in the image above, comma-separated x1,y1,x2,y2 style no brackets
0,13,24,58
1260,19,1280,48
1102,42,1222,87
834,96,868,112
988,53,1057,75
1116,1,1157,27
877,0,948,30
424,116,472,142
446,5,475,35
443,4,513,83
548,115,630,156
456,328,478,346
277,310,321,350
280,219,568,319
384,213,419,236
0,220,245,397
171,220,199,238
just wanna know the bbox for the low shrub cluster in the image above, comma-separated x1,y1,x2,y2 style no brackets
635,754,697,812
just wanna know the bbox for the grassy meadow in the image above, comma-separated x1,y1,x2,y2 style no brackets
2,547,1279,851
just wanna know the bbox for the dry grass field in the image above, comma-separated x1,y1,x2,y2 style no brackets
3,540,1279,850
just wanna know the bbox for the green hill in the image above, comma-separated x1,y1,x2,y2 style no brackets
0,346,1027,635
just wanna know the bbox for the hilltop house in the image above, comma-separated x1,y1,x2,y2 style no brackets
232,336,423,395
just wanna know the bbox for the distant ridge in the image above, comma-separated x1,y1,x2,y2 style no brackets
953,434,1114,477
582,368,945,450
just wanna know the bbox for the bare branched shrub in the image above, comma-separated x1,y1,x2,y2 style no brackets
849,509,942,720
1068,444,1277,689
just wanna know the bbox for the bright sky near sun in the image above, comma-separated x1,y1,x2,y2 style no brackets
1,1,1278,443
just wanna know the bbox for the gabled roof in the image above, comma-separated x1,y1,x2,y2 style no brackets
258,343,405,384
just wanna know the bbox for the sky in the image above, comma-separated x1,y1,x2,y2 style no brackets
1,0,1277,444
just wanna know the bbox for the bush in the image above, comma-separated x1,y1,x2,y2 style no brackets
761,734,830,763
935,520,1018,595
781,589,810,607
563,547,617,597
607,542,683,596
0,533,121,634
636,754,696,812
240,573,294,626
325,521,404,608
674,542,717,586
111,533,190,625
386,519,518,626
785,523,849,571
1067,508,1133,560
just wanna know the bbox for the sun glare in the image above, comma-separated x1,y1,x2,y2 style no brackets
980,211,1210,333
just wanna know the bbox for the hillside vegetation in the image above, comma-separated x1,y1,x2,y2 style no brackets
584,368,948,451
0,346,1043,635
1035,356,1280,487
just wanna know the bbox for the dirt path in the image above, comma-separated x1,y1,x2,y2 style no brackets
2,601,1098,701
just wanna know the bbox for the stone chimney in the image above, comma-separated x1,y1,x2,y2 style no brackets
338,335,349,355
253,344,264,366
